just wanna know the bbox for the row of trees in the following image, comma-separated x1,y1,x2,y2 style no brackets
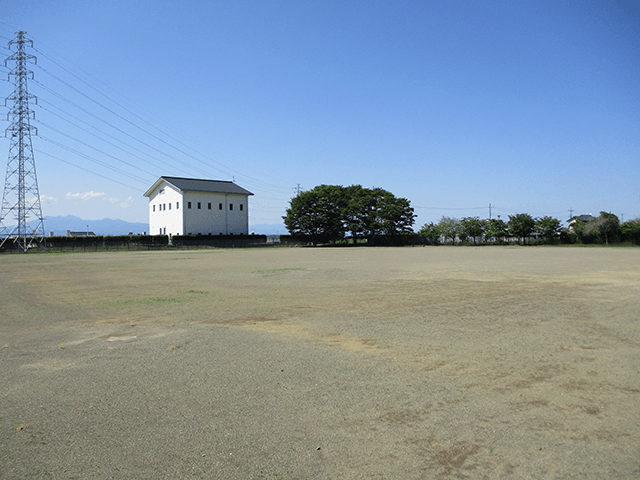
283,185,415,245
419,212,640,245
419,214,562,245
283,185,639,246
572,213,640,245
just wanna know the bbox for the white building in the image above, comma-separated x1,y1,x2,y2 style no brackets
143,177,253,237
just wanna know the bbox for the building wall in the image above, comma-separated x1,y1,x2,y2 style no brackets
148,183,184,236
147,181,250,236
183,192,249,235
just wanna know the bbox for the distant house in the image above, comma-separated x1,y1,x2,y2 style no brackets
568,214,595,232
66,230,96,237
143,176,253,237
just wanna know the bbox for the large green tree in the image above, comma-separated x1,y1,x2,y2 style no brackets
459,217,484,245
621,219,640,244
437,216,460,244
418,222,440,244
508,213,535,244
342,185,368,244
283,185,346,245
373,189,415,236
484,218,508,244
535,216,562,244
584,212,620,245
283,184,415,245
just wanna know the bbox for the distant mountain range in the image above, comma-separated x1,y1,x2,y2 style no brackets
25,215,149,236
23,215,288,236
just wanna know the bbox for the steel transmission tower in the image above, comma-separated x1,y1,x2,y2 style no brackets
0,31,46,252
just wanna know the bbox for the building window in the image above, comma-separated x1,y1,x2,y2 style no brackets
240,204,243,211
197,202,201,209
177,202,179,209
163,204,166,211
153,205,155,212
219,203,222,210
159,228,162,234
188,202,192,209
208,203,212,210
169,203,171,210
229,204,233,211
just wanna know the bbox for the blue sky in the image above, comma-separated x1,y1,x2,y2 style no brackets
1,0,638,230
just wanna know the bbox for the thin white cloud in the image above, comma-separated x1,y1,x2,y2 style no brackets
66,191,105,201
39,194,58,204
118,197,134,209
102,197,120,205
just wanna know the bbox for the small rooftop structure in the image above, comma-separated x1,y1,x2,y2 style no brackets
569,214,595,223
568,214,595,233
66,230,96,237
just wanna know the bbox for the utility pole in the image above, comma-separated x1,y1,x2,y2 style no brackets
293,183,302,196
0,31,46,252
489,203,492,220
568,207,574,220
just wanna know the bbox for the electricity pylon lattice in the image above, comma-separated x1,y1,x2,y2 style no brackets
0,31,46,252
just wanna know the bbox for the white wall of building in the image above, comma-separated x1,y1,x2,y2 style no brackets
148,183,184,236
147,180,250,236
183,192,249,235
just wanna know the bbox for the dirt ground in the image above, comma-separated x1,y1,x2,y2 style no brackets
1,246,639,479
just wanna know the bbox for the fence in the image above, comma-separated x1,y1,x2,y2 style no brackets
0,234,268,254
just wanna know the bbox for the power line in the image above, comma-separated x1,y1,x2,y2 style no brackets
38,135,152,184
34,101,182,174
36,96,291,202
35,94,289,204
33,99,190,177
33,57,288,191
33,50,247,178
414,206,486,210
2,32,294,223
34,119,157,179
38,150,142,191
31,79,215,178
34,98,201,177
31,79,291,204
31,41,292,193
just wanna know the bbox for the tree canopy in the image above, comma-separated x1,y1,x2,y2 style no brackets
459,217,484,245
419,214,569,245
508,213,536,243
283,185,415,245
581,212,620,245
285,188,636,247
535,216,562,244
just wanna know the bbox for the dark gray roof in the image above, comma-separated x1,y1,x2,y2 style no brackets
569,214,595,222
144,177,253,197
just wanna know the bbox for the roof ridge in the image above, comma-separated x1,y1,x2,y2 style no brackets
162,176,233,183
144,177,253,197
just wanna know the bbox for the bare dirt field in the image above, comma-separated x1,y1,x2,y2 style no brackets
1,246,639,479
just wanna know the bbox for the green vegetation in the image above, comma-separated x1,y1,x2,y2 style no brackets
535,216,563,243
283,184,415,245
508,213,536,244
418,212,640,246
